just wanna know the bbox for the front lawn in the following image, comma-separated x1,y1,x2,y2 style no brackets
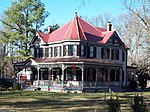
0,90,149,112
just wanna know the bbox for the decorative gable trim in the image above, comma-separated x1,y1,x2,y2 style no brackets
106,31,128,48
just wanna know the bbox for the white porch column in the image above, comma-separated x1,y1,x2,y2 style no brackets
37,67,40,86
81,65,84,90
61,64,65,87
95,67,99,89
119,67,123,88
108,68,111,88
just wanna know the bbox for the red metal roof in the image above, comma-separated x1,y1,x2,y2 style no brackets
36,13,128,48
36,32,50,42
101,31,114,43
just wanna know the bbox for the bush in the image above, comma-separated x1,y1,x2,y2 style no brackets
131,94,148,112
13,82,21,90
106,97,120,112
129,80,138,90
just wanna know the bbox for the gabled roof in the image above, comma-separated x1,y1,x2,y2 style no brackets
36,32,50,42
35,13,128,48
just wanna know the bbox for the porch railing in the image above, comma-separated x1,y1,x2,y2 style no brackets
33,80,120,88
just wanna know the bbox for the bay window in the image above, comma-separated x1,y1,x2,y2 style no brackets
45,48,49,57
68,45,74,56
54,46,59,57
49,47,53,57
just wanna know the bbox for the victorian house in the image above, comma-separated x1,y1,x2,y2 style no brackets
19,13,129,92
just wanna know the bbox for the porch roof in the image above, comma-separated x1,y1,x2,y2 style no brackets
32,57,120,65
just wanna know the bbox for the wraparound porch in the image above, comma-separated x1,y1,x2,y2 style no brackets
25,62,125,92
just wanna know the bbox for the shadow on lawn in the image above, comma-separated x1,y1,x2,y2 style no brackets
0,97,106,111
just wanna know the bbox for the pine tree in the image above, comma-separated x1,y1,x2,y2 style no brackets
0,0,49,76
0,0,49,60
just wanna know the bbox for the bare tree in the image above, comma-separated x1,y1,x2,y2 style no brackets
82,13,112,28
123,0,150,30
114,0,150,66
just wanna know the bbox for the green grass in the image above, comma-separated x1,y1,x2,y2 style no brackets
0,90,150,112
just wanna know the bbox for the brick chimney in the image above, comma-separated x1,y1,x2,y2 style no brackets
107,22,112,32
48,26,52,34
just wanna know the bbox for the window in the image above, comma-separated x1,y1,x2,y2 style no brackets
101,48,110,59
90,46,94,57
63,45,67,56
87,46,96,58
54,47,59,57
81,45,86,57
73,45,77,56
68,45,74,56
63,45,76,56
34,48,43,58
110,69,120,82
111,49,119,60
49,47,53,57
81,45,84,56
45,48,49,57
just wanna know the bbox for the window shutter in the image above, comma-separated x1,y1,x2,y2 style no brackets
116,50,119,60
84,45,87,57
87,46,90,58
63,45,66,56
39,48,43,58
101,48,104,59
51,47,53,57
122,51,125,61
34,48,37,58
107,49,110,59
94,47,96,58
111,49,114,59
77,45,81,56
59,46,62,57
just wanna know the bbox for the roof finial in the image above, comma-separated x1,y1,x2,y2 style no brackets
74,11,78,19
75,11,77,16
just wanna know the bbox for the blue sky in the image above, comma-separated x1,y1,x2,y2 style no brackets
0,0,126,28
